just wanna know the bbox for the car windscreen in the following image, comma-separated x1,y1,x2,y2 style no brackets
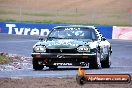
48,27,97,40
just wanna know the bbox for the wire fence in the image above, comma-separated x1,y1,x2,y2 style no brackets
0,5,131,25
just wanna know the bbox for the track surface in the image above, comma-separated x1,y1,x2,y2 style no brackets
0,34,132,78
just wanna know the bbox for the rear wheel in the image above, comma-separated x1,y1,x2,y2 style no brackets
89,52,101,69
32,58,44,70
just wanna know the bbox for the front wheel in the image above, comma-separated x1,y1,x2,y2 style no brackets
101,53,111,68
32,58,44,70
89,52,101,69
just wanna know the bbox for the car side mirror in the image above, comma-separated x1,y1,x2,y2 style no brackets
39,37,44,41
102,37,106,41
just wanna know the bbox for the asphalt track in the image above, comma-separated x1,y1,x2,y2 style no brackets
0,34,132,78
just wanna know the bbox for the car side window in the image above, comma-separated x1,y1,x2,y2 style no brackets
91,31,97,40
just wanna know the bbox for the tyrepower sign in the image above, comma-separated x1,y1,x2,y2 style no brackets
6,24,51,36
0,22,68,36
0,22,113,39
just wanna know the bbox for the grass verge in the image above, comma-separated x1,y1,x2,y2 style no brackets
0,55,11,64
0,19,130,26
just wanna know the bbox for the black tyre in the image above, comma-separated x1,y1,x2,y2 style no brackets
101,53,111,68
48,65,58,70
89,52,101,69
32,58,44,70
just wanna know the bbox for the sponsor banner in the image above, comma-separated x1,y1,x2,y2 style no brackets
0,22,68,37
0,22,112,39
97,26,112,39
112,26,132,40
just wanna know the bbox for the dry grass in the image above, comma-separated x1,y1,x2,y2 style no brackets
0,0,132,25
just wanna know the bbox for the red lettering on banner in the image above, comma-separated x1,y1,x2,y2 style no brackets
129,10,132,13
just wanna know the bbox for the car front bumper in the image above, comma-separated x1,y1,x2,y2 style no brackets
31,53,96,59
31,53,97,66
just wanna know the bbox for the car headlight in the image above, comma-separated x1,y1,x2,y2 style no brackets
77,46,90,52
33,45,46,52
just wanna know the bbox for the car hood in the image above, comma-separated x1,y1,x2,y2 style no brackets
35,39,97,49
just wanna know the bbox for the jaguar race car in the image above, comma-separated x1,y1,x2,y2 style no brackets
31,26,112,70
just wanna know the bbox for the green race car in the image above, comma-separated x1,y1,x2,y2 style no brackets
31,26,112,70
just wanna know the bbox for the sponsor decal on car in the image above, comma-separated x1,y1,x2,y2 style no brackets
53,63,72,66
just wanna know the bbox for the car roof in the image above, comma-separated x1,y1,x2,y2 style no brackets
53,25,97,29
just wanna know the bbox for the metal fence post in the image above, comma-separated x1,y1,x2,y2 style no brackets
129,10,132,26
19,7,22,22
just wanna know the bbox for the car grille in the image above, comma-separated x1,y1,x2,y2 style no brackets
46,49,77,53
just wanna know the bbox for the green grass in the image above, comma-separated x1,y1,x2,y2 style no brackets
0,19,130,26
0,19,17,22
0,55,11,64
